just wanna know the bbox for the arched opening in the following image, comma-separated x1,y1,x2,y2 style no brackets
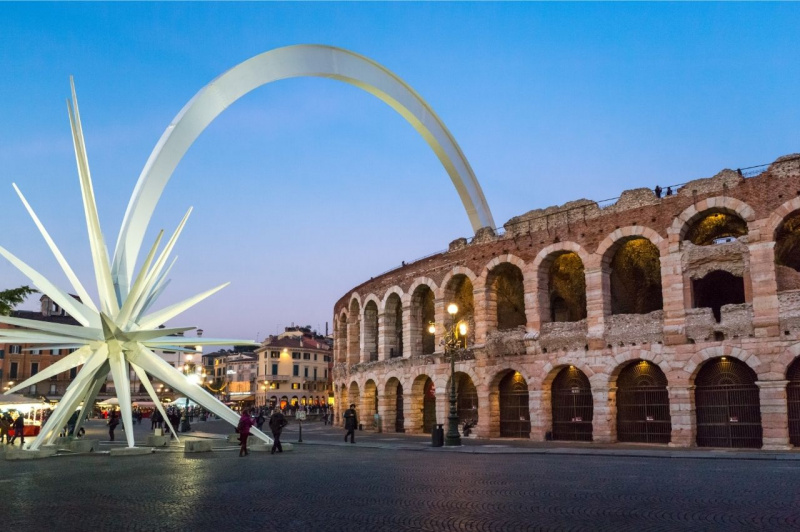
364,301,379,362
335,313,348,364
498,371,530,438
551,366,593,441
786,357,800,446
541,252,587,323
363,380,377,430
384,293,403,358
410,375,436,434
385,378,405,433
423,378,436,434
610,238,663,315
443,274,475,344
489,263,526,330
774,211,800,291
411,285,436,355
692,271,746,322
348,382,360,423
615,360,671,444
347,300,361,365
280,396,288,410
685,210,748,245
448,372,479,427
269,396,277,409
695,357,762,448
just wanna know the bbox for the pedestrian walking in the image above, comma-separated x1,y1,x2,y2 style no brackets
108,410,119,441
256,410,266,431
343,403,358,444
10,414,25,446
237,410,255,457
268,410,288,454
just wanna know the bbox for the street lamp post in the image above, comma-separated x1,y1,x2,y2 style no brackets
429,303,468,447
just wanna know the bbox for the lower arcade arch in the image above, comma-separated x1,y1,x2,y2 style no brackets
551,366,593,441
694,357,762,448
615,360,672,444
447,372,479,426
384,378,405,433
497,370,530,438
363,380,378,430
348,382,361,418
411,375,437,434
787,358,800,446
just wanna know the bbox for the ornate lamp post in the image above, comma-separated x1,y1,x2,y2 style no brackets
429,303,468,447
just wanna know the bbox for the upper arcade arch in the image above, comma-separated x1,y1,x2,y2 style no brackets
112,44,496,297
670,197,756,242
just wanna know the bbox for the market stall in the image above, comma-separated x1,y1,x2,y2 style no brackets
0,394,49,437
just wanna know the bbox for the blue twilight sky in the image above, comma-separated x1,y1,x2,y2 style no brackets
0,3,798,345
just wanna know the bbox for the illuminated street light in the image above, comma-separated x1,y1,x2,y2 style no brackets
430,302,469,447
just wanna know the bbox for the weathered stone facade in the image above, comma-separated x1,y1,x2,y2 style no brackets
332,155,800,449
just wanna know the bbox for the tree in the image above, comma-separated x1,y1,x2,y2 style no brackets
0,285,37,316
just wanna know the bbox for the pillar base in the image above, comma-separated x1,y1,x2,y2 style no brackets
761,443,793,451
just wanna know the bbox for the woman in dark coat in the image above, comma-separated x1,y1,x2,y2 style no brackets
107,410,119,441
343,403,358,444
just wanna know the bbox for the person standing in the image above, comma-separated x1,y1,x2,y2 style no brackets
107,410,119,442
10,414,25,446
0,414,11,444
343,403,358,444
256,410,266,431
237,410,255,457
268,409,288,454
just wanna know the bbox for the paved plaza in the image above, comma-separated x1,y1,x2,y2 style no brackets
2,420,800,531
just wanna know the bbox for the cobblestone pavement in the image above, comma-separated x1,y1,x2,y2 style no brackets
2,421,800,531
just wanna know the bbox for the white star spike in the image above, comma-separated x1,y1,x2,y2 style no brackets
2,80,272,449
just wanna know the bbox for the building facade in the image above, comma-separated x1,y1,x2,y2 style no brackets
332,154,800,450
255,327,333,409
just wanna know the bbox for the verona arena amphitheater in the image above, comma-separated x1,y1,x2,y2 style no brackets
332,154,800,450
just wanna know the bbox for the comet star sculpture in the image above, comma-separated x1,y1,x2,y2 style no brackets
2,79,272,449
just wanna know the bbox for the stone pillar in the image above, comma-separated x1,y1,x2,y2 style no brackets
403,391,419,434
756,380,792,450
584,266,608,350
660,248,687,345
402,302,414,358
524,268,541,332
435,389,449,430
529,388,549,441
473,287,492,345
379,388,393,433
475,384,493,438
434,298,446,353
592,387,616,443
361,386,377,431
377,312,389,361
749,241,781,338
667,385,695,447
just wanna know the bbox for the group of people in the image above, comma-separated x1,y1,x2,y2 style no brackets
0,412,26,446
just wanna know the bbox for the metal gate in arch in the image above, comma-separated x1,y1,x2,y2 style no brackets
551,366,593,441
786,358,800,446
695,357,762,449
616,360,672,444
499,371,530,438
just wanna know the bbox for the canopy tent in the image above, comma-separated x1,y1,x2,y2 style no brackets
0,394,47,412
168,396,200,407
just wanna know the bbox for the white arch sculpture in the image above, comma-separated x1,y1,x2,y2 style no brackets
112,44,496,297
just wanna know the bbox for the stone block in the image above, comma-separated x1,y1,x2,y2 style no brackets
146,435,170,447
69,439,100,453
110,447,154,457
226,433,252,444
184,440,213,453
5,448,57,460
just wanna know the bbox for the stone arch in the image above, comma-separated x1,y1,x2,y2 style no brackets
381,286,404,310
347,381,361,412
409,279,437,356
440,270,476,345
409,373,437,434
482,256,528,332
443,371,480,428
596,228,664,316
487,367,531,439
767,197,800,240
607,349,673,386
531,243,590,324
671,197,756,242
771,203,800,278
382,291,404,359
113,44,496,294
549,364,594,441
347,298,362,365
686,345,762,381
335,310,349,365
384,376,405,433
437,266,478,299
362,297,380,363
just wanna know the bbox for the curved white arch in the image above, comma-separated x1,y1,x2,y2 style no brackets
112,44,495,296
